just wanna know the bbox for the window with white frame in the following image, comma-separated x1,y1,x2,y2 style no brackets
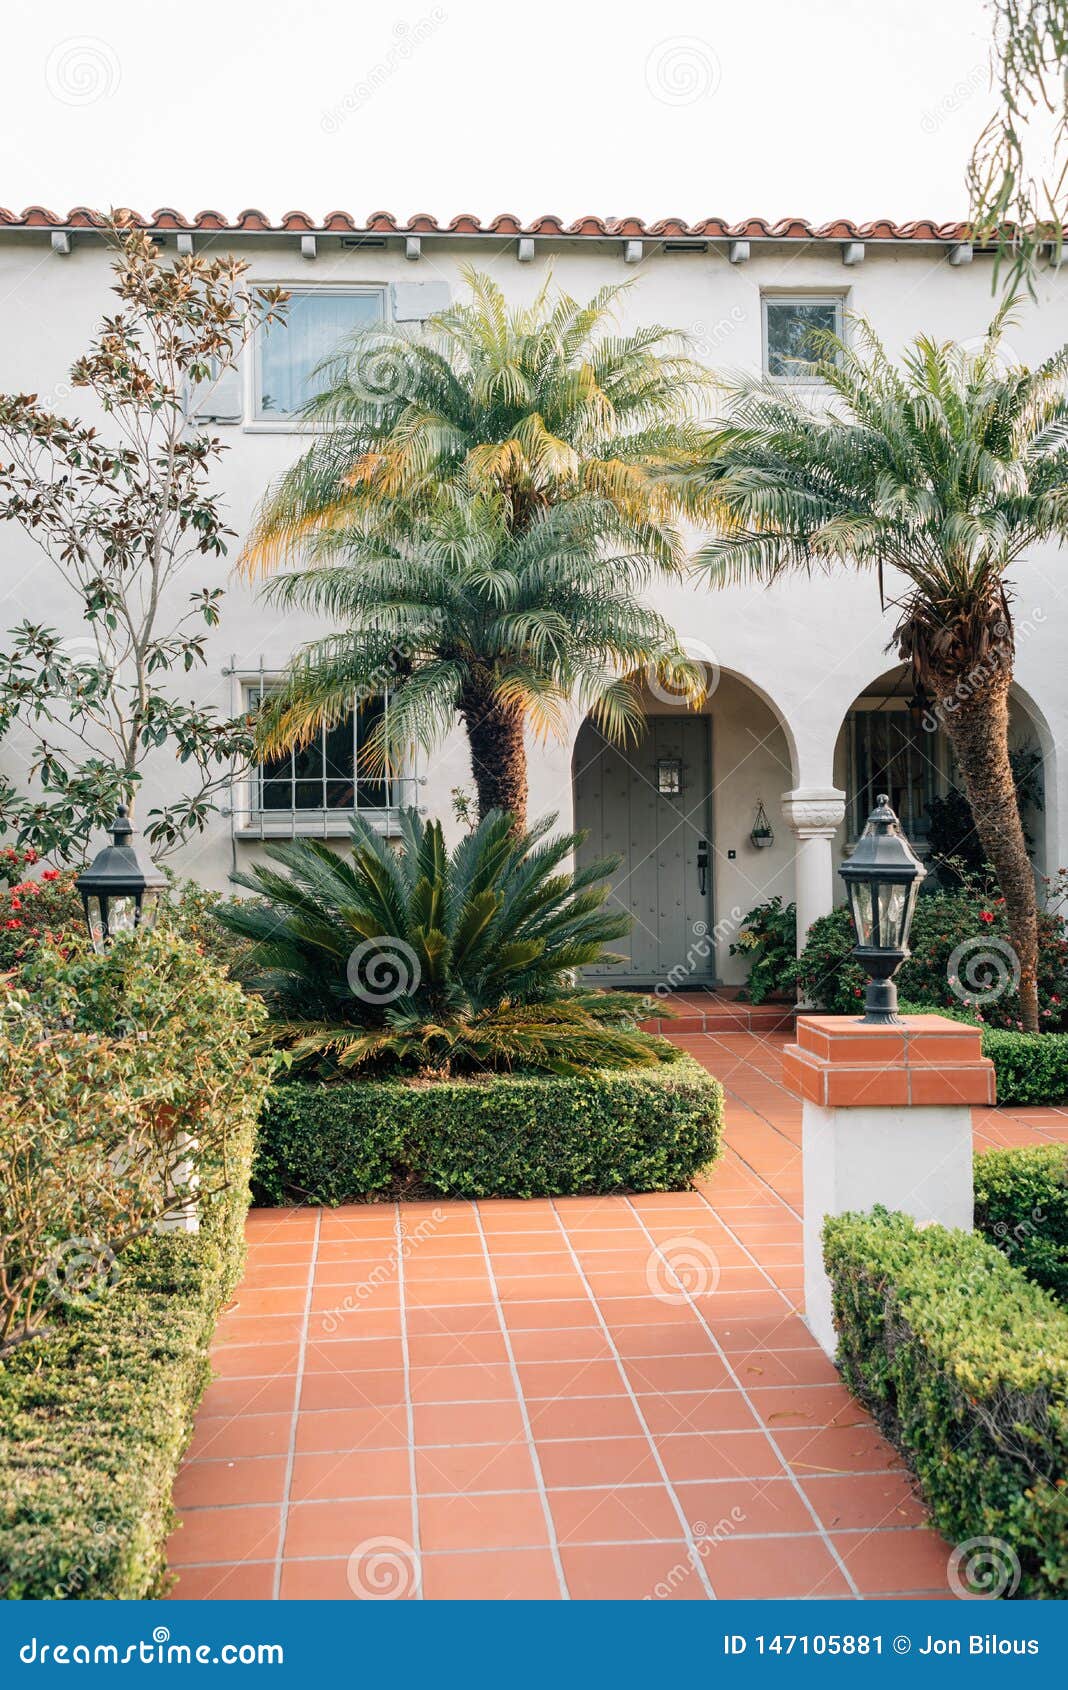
255,288,385,419
245,687,392,814
848,705,939,843
762,295,844,382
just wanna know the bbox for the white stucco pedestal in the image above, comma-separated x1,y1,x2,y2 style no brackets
782,1015,995,1357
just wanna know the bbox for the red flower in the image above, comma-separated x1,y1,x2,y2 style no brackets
41,869,61,881
979,910,994,924
3,919,22,930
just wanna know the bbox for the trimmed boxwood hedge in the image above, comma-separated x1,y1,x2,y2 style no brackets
897,1000,1068,1106
824,1207,1068,1598
0,1123,253,1599
975,1145,1068,1303
255,1050,723,1204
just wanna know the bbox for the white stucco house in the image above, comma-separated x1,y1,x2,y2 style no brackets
0,207,1065,987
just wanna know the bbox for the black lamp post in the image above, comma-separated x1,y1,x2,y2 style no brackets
838,794,926,1025
75,805,166,952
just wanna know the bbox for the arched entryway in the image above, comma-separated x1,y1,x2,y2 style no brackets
572,667,797,987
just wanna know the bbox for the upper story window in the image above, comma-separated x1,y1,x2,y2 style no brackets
849,706,938,844
763,295,844,382
255,288,385,420
245,687,392,815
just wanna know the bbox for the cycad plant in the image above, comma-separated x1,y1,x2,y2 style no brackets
691,305,1068,1031
253,480,703,824
215,807,664,1077
242,271,712,825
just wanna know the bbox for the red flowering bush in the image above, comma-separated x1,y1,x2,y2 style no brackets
0,864,82,973
793,873,1068,1030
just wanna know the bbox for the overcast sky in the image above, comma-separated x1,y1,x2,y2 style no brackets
2,0,996,225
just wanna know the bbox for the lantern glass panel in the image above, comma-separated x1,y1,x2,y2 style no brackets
849,879,875,947
139,888,161,931
877,882,908,949
107,895,138,938
85,895,105,950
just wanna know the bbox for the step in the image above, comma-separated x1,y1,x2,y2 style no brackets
639,1003,798,1035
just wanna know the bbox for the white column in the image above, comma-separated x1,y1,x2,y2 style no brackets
780,787,846,953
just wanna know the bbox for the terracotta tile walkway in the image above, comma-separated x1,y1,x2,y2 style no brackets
167,1030,1068,1601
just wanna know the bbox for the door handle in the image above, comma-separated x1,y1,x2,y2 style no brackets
696,839,709,897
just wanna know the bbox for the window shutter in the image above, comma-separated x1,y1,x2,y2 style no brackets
187,357,244,424
390,281,451,323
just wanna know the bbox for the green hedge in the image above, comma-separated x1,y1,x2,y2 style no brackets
975,1145,1068,1303
0,1123,252,1599
256,1051,723,1203
824,1208,1068,1598
898,999,1068,1105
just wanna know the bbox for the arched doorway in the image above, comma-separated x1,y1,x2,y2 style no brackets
572,668,796,987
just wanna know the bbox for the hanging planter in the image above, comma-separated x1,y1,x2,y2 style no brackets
750,801,774,850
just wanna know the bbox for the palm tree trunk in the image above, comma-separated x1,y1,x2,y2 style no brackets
938,666,1040,1032
459,667,528,828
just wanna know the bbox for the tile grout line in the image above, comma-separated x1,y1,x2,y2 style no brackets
622,1196,862,1601
271,1208,322,1600
390,1203,425,1599
547,1199,719,1601
470,1200,571,1599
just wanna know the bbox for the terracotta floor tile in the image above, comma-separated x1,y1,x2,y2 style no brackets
408,1362,516,1403
517,1358,625,1398
416,1441,538,1495
290,1447,412,1503
208,1342,300,1379
656,1431,784,1484
405,1304,501,1337
776,1423,905,1476
283,1496,413,1560
561,1542,705,1600
534,1435,661,1489
501,1299,596,1331
166,1562,277,1600
405,1330,510,1368
831,1529,954,1594
749,1381,867,1429
610,1323,710,1359
700,1533,851,1599
304,1338,404,1374
675,1476,816,1536
527,1394,643,1441
637,1390,759,1435
212,1314,306,1347
734,1348,840,1387
186,1413,292,1461
802,1472,927,1531
298,1369,407,1413
277,1556,415,1600
548,1484,683,1544
413,1399,527,1447
419,1490,550,1552
199,1376,296,1417
421,1548,560,1600
294,1405,408,1454
168,1505,280,1566
173,1457,288,1509
508,1327,612,1363
624,1354,732,1394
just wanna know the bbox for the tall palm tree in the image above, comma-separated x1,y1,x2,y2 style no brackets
690,305,1068,1032
254,481,703,827
242,271,712,824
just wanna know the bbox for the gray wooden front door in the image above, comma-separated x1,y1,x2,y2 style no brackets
574,716,714,985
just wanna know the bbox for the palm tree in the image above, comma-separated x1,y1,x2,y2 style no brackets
253,480,703,827
242,271,712,824
690,305,1068,1032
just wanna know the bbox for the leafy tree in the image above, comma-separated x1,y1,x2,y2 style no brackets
0,225,286,860
969,0,1068,291
216,806,662,1077
242,271,711,826
690,306,1068,1030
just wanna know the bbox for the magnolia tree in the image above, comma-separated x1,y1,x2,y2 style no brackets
0,225,287,860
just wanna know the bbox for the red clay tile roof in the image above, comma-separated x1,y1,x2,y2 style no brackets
0,206,972,241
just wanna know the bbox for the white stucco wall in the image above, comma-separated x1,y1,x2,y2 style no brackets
1,226,1066,952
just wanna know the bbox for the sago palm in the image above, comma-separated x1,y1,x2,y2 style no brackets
691,305,1068,1031
215,807,663,1077
242,271,712,822
253,480,704,826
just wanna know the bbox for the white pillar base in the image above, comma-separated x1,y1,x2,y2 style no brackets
802,1099,974,1356
780,787,846,960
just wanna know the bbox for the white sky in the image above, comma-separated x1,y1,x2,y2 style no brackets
1,0,997,224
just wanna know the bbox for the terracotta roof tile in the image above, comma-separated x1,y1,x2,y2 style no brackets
0,206,976,242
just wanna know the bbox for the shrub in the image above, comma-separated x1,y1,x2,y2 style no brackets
0,1115,254,1598
793,881,1068,1028
1,930,270,1354
730,895,796,1004
975,1146,1068,1301
824,1208,1068,1598
256,1050,723,1203
218,806,661,1078
0,865,80,973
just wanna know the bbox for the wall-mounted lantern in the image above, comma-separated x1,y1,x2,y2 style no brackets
750,800,774,849
657,758,683,797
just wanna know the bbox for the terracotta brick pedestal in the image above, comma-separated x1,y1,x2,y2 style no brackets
782,1015,995,1356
